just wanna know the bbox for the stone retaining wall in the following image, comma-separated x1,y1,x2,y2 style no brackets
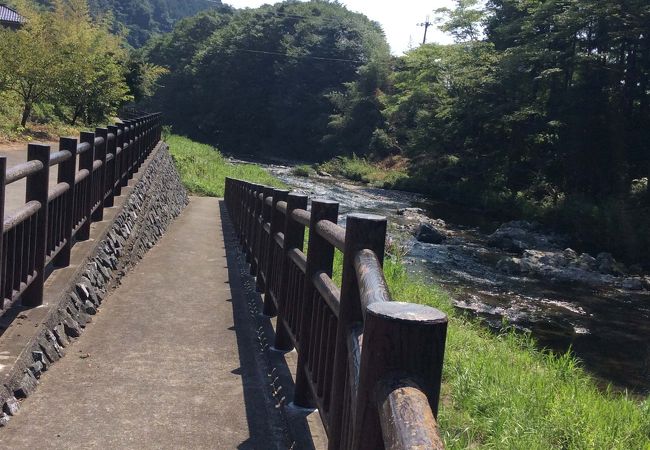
0,142,188,425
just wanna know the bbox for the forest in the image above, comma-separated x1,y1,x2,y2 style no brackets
141,0,650,265
1,0,649,263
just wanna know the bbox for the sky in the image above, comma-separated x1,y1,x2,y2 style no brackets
222,0,457,55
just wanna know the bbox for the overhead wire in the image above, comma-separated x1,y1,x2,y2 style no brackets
223,47,364,63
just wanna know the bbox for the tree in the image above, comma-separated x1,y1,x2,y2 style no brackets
145,2,391,159
0,3,60,126
435,0,485,42
0,0,134,126
50,0,132,125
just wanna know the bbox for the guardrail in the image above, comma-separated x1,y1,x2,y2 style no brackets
224,178,448,450
0,113,162,317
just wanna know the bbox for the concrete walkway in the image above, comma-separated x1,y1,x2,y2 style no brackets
0,197,283,449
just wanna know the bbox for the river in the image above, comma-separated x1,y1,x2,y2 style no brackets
258,163,650,396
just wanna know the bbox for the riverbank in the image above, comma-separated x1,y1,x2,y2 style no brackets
168,135,650,449
313,155,650,270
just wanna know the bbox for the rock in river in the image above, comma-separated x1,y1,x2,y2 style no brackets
487,220,566,253
415,223,447,244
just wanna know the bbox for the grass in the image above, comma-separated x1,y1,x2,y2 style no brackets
291,164,314,177
317,155,409,188
169,134,650,449
166,134,286,197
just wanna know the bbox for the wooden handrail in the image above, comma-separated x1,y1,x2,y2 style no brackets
224,177,448,450
0,113,162,317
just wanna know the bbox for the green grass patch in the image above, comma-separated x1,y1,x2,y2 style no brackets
291,164,314,177
317,155,408,188
166,134,286,197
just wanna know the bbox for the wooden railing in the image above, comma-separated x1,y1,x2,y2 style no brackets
0,113,162,316
224,178,448,450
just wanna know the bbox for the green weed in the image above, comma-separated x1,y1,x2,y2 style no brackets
166,134,286,197
291,164,314,177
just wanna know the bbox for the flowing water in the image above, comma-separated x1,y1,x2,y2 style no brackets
261,163,650,395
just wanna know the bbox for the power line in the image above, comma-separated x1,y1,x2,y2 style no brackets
224,47,364,63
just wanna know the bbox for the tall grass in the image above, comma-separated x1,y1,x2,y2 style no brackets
166,134,286,197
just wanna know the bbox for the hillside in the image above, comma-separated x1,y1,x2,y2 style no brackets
31,0,222,46
94,0,223,46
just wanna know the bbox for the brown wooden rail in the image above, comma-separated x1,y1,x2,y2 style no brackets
224,178,448,450
0,113,162,315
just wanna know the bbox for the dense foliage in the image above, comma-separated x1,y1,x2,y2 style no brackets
383,0,650,263
88,0,220,47
31,0,220,46
144,1,391,160
0,0,130,129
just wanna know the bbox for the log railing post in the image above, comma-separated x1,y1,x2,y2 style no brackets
274,192,308,351
353,301,447,450
55,137,77,268
22,143,50,307
78,131,95,241
117,122,128,188
263,189,289,317
108,125,120,200
224,178,231,211
242,182,252,256
294,199,339,408
125,120,134,179
93,127,108,221
143,118,149,158
0,157,5,308
328,213,387,450
249,184,263,276
133,119,144,172
255,187,274,293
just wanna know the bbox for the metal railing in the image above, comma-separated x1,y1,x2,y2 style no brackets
224,178,448,450
0,113,162,316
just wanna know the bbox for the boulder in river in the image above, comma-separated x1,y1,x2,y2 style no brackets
563,248,578,260
497,257,526,275
576,253,598,270
415,223,446,244
596,252,617,274
397,207,425,216
487,220,566,253
622,277,644,291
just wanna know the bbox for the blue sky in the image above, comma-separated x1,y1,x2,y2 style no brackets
222,1,456,55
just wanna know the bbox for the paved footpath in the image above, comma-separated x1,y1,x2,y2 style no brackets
0,197,283,449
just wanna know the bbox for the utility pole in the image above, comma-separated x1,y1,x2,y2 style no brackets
417,15,432,45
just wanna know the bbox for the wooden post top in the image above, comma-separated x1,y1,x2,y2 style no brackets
367,301,448,325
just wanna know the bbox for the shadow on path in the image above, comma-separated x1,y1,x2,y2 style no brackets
219,201,320,450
